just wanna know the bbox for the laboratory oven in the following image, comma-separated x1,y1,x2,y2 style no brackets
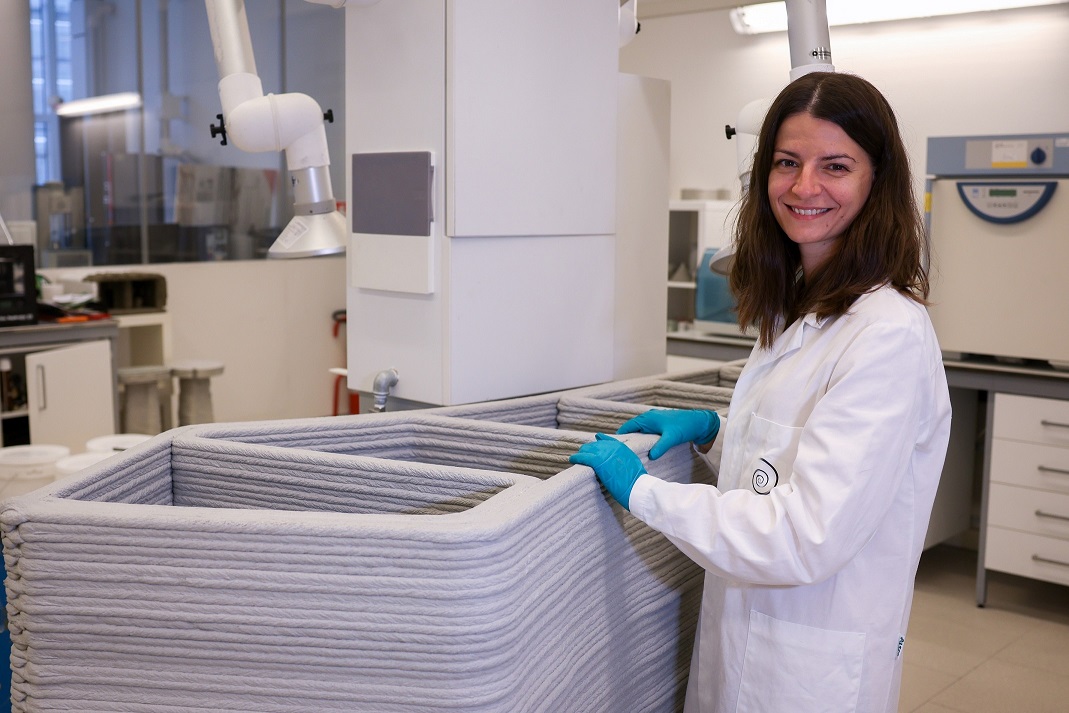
927,133,1069,368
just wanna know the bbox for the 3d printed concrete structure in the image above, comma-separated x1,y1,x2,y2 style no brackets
1,363,743,712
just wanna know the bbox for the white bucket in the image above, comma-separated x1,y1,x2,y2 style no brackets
0,444,71,499
86,434,152,453
55,451,115,477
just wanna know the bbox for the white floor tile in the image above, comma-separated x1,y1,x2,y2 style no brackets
899,545,1069,713
931,659,1069,713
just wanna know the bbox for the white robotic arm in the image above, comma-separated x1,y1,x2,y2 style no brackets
204,0,346,258
784,0,835,80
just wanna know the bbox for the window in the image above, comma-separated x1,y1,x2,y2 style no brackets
26,0,344,267
29,0,73,184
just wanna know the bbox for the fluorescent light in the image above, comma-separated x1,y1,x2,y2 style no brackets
731,2,790,34
54,92,142,117
731,0,1067,34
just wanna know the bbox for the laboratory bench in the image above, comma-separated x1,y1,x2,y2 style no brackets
0,319,119,352
668,331,1069,608
0,320,120,451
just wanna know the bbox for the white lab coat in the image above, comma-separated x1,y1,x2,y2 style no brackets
629,285,951,713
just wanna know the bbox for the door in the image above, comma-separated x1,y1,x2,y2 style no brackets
27,340,115,453
928,177,1069,363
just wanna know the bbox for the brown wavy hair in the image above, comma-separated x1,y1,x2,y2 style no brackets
730,72,929,348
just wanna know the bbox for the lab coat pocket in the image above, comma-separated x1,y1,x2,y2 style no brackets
736,610,865,713
740,415,802,494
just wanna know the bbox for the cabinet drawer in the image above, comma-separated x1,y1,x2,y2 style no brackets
985,526,1069,587
993,393,1069,447
990,439,1069,493
988,483,1069,539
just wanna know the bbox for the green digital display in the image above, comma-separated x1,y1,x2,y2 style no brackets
989,188,1017,197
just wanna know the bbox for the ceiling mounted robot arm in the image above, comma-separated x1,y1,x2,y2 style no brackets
204,0,346,258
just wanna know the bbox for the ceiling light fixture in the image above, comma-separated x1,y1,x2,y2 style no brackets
730,0,1068,34
54,92,143,117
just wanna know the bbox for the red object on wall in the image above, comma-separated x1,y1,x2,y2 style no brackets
332,310,359,416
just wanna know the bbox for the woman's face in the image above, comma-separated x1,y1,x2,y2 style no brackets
767,112,875,275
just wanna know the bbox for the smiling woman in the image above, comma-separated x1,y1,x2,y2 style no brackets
732,71,929,349
768,112,875,276
570,70,951,713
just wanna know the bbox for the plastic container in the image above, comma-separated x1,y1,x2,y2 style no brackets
0,445,71,499
86,434,152,453
55,451,115,477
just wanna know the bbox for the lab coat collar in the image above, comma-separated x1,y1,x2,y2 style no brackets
777,285,892,356
740,312,830,391
806,311,834,330
773,311,831,359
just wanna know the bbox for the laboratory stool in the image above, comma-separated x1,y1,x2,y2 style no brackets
172,360,225,426
117,365,172,435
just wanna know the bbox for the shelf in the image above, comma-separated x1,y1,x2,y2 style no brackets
113,311,172,368
0,409,28,421
113,311,169,329
0,320,120,351
667,199,737,331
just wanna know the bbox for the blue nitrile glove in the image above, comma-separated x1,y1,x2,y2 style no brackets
569,433,646,510
617,408,720,460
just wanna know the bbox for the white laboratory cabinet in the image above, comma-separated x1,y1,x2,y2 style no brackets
984,393,1069,587
0,323,118,453
345,0,669,406
26,341,115,452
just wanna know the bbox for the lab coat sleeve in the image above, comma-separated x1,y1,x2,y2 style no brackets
629,317,937,586
695,413,726,483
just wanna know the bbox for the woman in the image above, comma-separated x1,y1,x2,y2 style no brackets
570,72,951,713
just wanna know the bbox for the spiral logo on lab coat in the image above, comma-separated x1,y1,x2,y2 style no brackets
752,458,778,495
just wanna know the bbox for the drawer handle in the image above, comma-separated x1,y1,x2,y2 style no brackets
1035,509,1069,523
1040,419,1069,429
1038,465,1069,476
1032,554,1069,569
